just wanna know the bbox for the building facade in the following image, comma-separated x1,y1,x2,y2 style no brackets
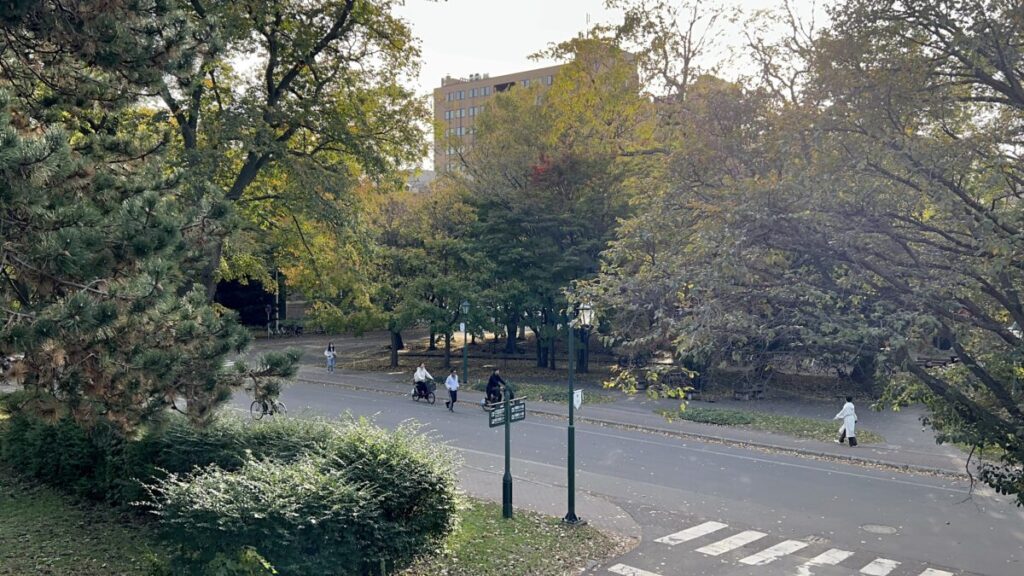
433,63,564,173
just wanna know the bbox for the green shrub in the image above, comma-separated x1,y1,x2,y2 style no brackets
145,419,458,576
150,456,371,575
1,412,148,503
2,412,459,575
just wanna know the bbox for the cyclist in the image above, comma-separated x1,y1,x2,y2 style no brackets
485,368,506,404
414,362,433,398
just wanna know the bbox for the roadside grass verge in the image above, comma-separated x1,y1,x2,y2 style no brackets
657,407,886,445
400,499,625,576
0,466,163,576
469,381,615,404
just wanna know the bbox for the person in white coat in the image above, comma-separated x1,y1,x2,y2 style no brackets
834,396,858,446
444,368,459,412
413,362,433,397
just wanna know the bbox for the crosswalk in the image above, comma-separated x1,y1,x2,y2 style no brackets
606,519,959,576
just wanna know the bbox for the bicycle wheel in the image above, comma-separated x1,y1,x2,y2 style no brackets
250,400,266,420
274,400,287,416
427,391,436,405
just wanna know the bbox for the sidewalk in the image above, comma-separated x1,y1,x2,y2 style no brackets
292,365,974,477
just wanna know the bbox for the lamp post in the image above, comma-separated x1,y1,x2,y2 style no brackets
565,301,594,525
460,300,470,390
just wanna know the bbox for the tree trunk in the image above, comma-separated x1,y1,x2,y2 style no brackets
504,321,518,354
389,331,401,369
518,324,526,340
548,333,557,370
428,330,437,351
536,333,547,368
444,332,452,368
850,352,879,397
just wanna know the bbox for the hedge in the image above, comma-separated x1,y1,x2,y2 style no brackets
0,405,459,575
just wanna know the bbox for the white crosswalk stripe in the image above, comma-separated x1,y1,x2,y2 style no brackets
806,548,856,566
654,521,728,546
917,570,954,576
860,558,901,575
695,530,767,556
608,563,663,576
739,539,809,565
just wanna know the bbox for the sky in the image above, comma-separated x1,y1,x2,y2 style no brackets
392,0,826,168
393,0,826,98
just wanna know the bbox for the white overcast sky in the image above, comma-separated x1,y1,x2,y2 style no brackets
392,0,827,168
393,0,828,97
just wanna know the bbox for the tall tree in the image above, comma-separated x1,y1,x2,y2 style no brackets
458,36,652,366
590,0,1024,505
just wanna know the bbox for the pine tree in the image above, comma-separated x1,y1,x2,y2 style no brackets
0,89,295,432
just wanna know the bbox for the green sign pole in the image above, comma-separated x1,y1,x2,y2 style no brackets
502,396,513,518
564,324,580,524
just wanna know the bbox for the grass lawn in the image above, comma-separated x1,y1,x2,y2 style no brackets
658,406,886,445
468,380,615,405
400,499,625,576
0,467,163,576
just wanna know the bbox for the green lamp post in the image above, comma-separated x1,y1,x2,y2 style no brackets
565,301,594,525
460,300,470,391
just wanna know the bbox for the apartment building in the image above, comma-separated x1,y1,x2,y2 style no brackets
433,63,564,173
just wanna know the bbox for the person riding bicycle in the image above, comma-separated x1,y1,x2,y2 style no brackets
485,369,507,404
414,362,434,397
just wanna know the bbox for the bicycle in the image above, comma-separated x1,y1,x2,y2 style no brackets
250,396,287,420
411,379,437,405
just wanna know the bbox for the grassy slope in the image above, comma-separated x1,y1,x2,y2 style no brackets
400,499,625,576
0,467,162,576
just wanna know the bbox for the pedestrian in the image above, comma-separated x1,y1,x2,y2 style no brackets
444,368,459,411
324,342,336,373
834,395,858,446
414,362,433,398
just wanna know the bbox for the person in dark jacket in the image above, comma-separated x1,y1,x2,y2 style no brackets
485,369,507,404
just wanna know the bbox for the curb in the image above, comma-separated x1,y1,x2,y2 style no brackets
293,375,970,480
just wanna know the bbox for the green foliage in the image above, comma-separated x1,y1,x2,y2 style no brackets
149,456,370,575
588,0,1024,504
2,411,458,575
145,418,458,575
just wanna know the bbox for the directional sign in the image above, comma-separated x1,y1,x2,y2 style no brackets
488,399,526,428
510,399,526,422
488,407,505,427
573,389,583,410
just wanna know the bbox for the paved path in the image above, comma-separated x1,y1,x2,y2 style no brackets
233,367,1024,576
234,338,1024,569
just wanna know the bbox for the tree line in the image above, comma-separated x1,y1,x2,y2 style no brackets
1,0,1021,505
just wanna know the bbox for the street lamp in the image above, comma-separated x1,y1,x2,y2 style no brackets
565,300,594,525
460,301,470,391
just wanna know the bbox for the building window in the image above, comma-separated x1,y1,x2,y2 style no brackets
521,79,529,87
458,90,465,99
544,75,554,86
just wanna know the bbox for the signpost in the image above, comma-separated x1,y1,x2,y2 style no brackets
488,397,527,518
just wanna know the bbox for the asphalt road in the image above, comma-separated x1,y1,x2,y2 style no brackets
231,378,1024,576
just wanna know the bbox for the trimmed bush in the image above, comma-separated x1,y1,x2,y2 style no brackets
1,411,459,575
146,419,457,575
149,456,373,575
